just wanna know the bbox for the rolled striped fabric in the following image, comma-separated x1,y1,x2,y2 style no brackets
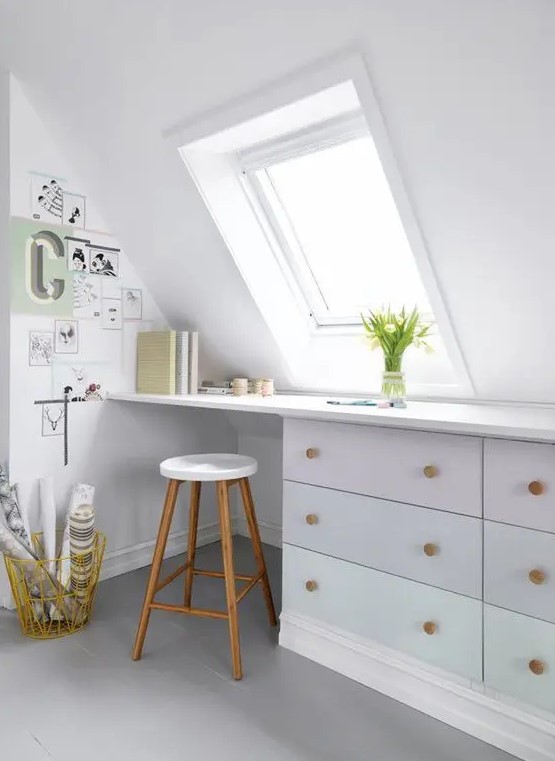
69,504,95,601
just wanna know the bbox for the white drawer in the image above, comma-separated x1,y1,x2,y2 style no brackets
283,419,482,516
484,439,555,533
484,521,555,624
283,481,482,598
282,544,482,681
484,604,555,714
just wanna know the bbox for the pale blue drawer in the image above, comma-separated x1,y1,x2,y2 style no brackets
484,605,555,714
282,544,482,681
283,481,482,598
484,521,555,624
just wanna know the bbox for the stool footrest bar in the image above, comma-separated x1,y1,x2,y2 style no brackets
150,602,228,619
193,568,256,582
236,571,264,604
155,562,189,592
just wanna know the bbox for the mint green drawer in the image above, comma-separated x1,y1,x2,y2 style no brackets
282,544,482,681
484,604,555,713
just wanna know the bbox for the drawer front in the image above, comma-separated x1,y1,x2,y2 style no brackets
282,544,482,681
283,481,482,598
484,604,555,714
484,439,555,533
283,419,482,516
484,521,555,624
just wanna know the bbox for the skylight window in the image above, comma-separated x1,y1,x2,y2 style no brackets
240,114,431,328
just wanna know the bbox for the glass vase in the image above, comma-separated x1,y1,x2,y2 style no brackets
381,370,406,404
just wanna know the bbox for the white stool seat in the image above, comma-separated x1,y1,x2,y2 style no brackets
160,453,258,482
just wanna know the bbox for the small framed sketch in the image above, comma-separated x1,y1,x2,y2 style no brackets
62,191,86,229
42,403,65,437
88,245,119,277
122,288,142,320
102,298,122,330
73,274,101,319
30,174,63,222
29,331,54,366
66,237,90,272
54,320,79,354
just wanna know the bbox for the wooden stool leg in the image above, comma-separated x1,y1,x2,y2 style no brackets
184,481,201,606
217,480,242,680
239,477,277,626
132,479,181,661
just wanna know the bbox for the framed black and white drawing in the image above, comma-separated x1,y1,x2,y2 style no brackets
66,236,90,272
51,360,108,401
88,245,120,277
42,403,65,437
102,298,122,330
29,331,54,366
73,274,101,319
30,174,63,222
54,320,79,354
122,288,142,320
62,191,86,229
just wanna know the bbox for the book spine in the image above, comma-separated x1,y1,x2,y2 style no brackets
176,331,189,395
188,332,199,394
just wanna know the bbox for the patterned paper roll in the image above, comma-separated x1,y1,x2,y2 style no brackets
0,467,31,551
60,484,95,588
69,504,95,600
39,476,57,575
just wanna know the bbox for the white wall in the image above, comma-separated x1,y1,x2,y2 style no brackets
0,70,9,465
0,77,238,607
229,412,284,546
0,0,553,402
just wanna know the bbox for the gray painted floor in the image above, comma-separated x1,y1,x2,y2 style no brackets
0,538,515,761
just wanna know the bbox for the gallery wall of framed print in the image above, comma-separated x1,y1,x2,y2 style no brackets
41,402,65,437
73,274,102,319
29,331,54,366
88,245,119,276
62,192,86,228
123,288,142,320
51,360,108,401
102,299,122,330
30,174,64,222
54,320,79,354
66,236,90,271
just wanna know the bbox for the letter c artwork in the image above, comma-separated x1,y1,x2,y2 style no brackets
26,230,65,304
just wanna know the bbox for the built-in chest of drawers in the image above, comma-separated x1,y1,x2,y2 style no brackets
280,418,555,761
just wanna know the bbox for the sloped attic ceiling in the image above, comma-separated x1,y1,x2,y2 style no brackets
1,0,554,402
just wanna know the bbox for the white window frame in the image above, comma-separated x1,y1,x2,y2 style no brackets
239,111,377,329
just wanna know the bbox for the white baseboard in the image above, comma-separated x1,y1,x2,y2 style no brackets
100,520,232,582
236,516,282,548
280,611,555,761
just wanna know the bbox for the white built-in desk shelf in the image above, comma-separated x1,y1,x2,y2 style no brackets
109,391,555,442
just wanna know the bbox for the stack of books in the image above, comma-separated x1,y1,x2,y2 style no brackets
137,331,199,395
198,380,233,395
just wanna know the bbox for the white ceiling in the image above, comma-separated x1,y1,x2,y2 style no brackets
1,0,554,402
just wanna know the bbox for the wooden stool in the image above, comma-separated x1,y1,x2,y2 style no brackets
131,453,277,679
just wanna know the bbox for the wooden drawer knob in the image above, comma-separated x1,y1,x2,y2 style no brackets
423,621,437,635
423,465,438,479
528,481,544,496
423,543,439,557
306,448,319,460
305,580,318,592
529,659,546,675
529,569,547,585
305,514,319,525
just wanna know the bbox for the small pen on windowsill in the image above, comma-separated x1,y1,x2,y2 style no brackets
326,399,379,407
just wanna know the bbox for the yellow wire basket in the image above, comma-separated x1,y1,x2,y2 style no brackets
4,531,106,639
